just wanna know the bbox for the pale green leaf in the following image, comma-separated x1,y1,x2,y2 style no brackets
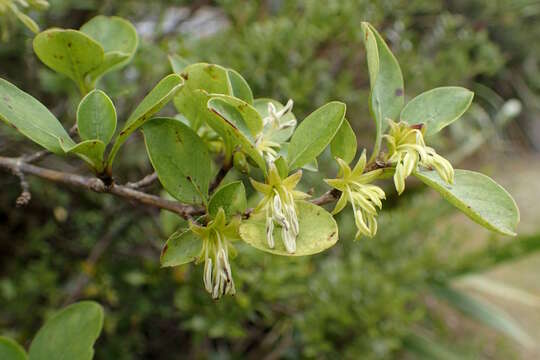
80,15,138,82
227,69,254,104
142,117,211,204
0,337,27,360
65,140,106,172
160,229,202,267
239,201,339,256
108,74,183,168
400,87,474,136
33,29,104,93
287,101,346,170
77,89,116,144
0,78,75,154
207,95,263,138
361,22,404,159
414,169,519,236
28,301,104,360
208,181,247,219
330,118,357,164
168,54,190,73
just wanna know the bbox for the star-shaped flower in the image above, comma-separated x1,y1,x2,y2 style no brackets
325,151,385,238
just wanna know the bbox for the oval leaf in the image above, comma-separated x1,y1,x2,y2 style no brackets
208,181,247,219
77,89,116,144
29,301,104,360
207,95,262,138
227,69,254,104
65,140,106,172
239,200,339,256
160,229,202,267
33,29,104,93
330,118,357,164
80,16,139,82
143,118,211,204
414,169,519,236
0,337,27,360
108,74,183,168
287,101,346,170
361,22,404,158
400,87,474,136
0,78,75,154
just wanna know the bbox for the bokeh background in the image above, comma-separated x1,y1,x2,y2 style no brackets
1,0,540,358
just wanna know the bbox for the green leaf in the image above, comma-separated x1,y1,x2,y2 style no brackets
361,22,404,159
77,89,116,144
0,78,75,154
107,74,183,169
431,285,534,347
0,337,27,360
414,169,519,236
227,69,254,104
253,98,297,143
160,229,202,267
274,156,289,178
33,29,104,94
173,63,232,131
287,101,346,170
400,87,474,136
142,118,211,204
28,301,104,360
80,16,138,83
239,200,339,256
207,95,263,138
208,181,247,219
168,54,190,73
207,97,267,174
65,139,107,172
330,118,357,164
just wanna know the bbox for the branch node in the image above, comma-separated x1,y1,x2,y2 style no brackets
88,178,106,193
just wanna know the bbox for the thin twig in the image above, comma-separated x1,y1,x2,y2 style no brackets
127,172,158,189
12,159,31,207
311,188,341,206
0,156,204,219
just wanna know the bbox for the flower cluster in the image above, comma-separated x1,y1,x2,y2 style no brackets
384,120,454,194
250,164,309,253
325,151,386,238
190,209,239,299
255,99,295,162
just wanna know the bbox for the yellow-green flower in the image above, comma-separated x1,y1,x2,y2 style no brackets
384,120,454,194
325,151,385,238
189,208,240,299
255,99,295,162
250,163,309,253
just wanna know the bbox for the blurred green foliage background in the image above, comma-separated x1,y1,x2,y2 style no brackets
1,0,540,358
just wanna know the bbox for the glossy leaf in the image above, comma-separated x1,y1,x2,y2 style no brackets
0,78,75,154
207,97,267,174
431,285,533,347
0,337,27,360
77,89,116,144
239,201,339,256
28,301,104,360
253,98,297,143
208,181,247,219
330,118,357,164
287,101,346,170
142,118,211,204
108,74,183,168
361,22,404,158
160,229,202,267
400,87,474,136
33,29,104,93
169,54,190,73
80,16,138,82
227,69,254,104
414,169,519,236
